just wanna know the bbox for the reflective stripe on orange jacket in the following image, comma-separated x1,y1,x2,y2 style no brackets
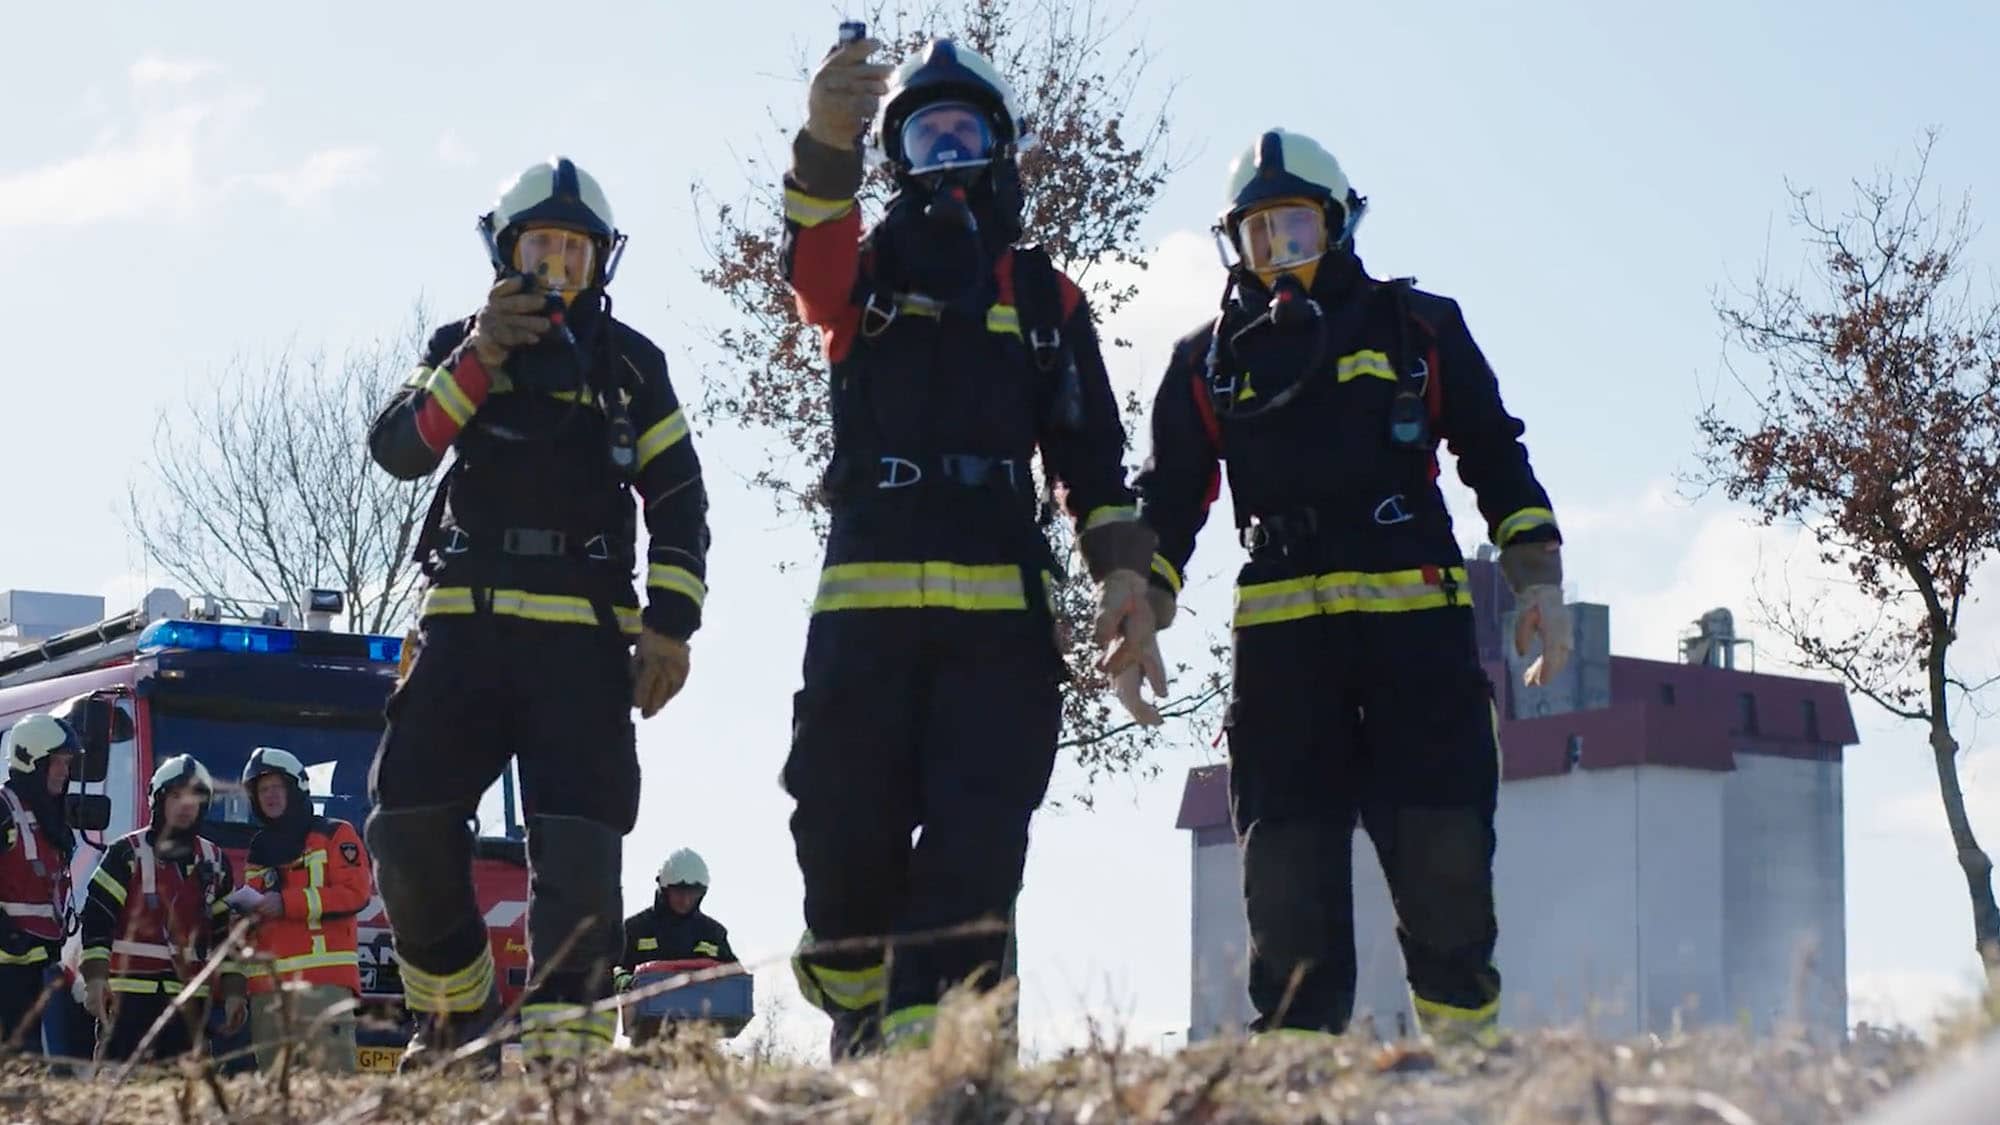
241,817,371,996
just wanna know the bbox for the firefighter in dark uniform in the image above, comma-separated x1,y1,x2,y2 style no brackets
1131,129,1573,1046
366,156,710,1070
613,848,737,1046
79,755,248,1063
779,33,1164,1058
0,714,82,1053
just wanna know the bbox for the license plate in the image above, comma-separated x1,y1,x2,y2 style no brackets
356,1045,404,1073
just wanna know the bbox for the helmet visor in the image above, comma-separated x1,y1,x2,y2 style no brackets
899,101,997,174
513,226,599,293
1234,202,1328,274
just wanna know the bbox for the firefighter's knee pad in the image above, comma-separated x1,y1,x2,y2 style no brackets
1241,820,1339,971
1390,807,1495,952
525,815,624,990
365,804,478,950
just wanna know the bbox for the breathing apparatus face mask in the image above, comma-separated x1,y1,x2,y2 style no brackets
876,166,993,304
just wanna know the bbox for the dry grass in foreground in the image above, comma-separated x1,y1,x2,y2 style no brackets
0,987,1987,1125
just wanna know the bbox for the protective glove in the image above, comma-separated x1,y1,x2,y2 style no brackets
221,993,249,1036
805,36,893,151
84,974,108,1023
1093,570,1168,727
633,629,691,719
1514,584,1572,687
466,274,553,369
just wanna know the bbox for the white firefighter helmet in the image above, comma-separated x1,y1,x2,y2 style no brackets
658,848,710,889
476,156,627,292
149,754,214,803
872,38,1028,174
242,746,309,791
1219,128,1368,253
3,713,81,776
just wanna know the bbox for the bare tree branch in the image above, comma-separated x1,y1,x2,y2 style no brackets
1696,129,2000,965
124,301,441,636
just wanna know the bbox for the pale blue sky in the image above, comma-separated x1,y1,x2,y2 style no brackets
4,0,1998,1055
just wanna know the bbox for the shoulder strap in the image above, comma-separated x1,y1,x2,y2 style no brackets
1010,245,1067,372
1012,246,1087,447
0,786,35,864
136,835,156,898
411,457,466,577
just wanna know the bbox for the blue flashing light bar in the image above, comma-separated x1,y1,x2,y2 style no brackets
136,619,402,665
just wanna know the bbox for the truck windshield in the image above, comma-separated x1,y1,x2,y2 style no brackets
149,712,524,844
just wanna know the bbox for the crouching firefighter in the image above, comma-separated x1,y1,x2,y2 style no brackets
366,156,710,1071
79,756,247,1063
781,33,1164,1057
614,848,739,1046
1129,130,1573,1046
0,714,84,1053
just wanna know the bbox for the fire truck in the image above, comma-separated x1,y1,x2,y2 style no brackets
0,587,530,1071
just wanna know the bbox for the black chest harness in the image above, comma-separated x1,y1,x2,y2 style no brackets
1197,276,1445,556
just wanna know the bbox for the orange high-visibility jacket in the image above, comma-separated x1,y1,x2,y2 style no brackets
240,817,372,996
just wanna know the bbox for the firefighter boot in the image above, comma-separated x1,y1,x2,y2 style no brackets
397,983,504,1076
519,815,624,1068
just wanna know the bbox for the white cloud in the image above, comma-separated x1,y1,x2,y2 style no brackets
128,55,218,86
0,58,380,229
436,130,477,168
1094,229,1229,402
239,145,381,209
0,82,260,228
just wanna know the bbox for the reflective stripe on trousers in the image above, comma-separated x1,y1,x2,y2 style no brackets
1233,565,1470,629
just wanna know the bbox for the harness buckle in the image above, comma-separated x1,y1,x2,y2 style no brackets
1028,327,1063,372
860,292,899,338
501,528,568,557
440,527,470,556
582,534,612,562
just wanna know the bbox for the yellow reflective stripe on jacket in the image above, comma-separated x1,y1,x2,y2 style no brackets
91,867,127,905
1083,505,1139,532
1335,349,1397,383
79,946,109,964
422,366,479,425
272,949,359,974
421,587,641,636
1494,507,1557,546
635,937,659,952
890,297,1022,338
1233,566,1469,628
637,409,690,471
400,947,495,1015
0,946,50,965
812,562,1026,613
109,977,207,997
647,564,707,607
303,887,323,926
693,940,720,957
784,188,855,228
1151,553,1183,594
